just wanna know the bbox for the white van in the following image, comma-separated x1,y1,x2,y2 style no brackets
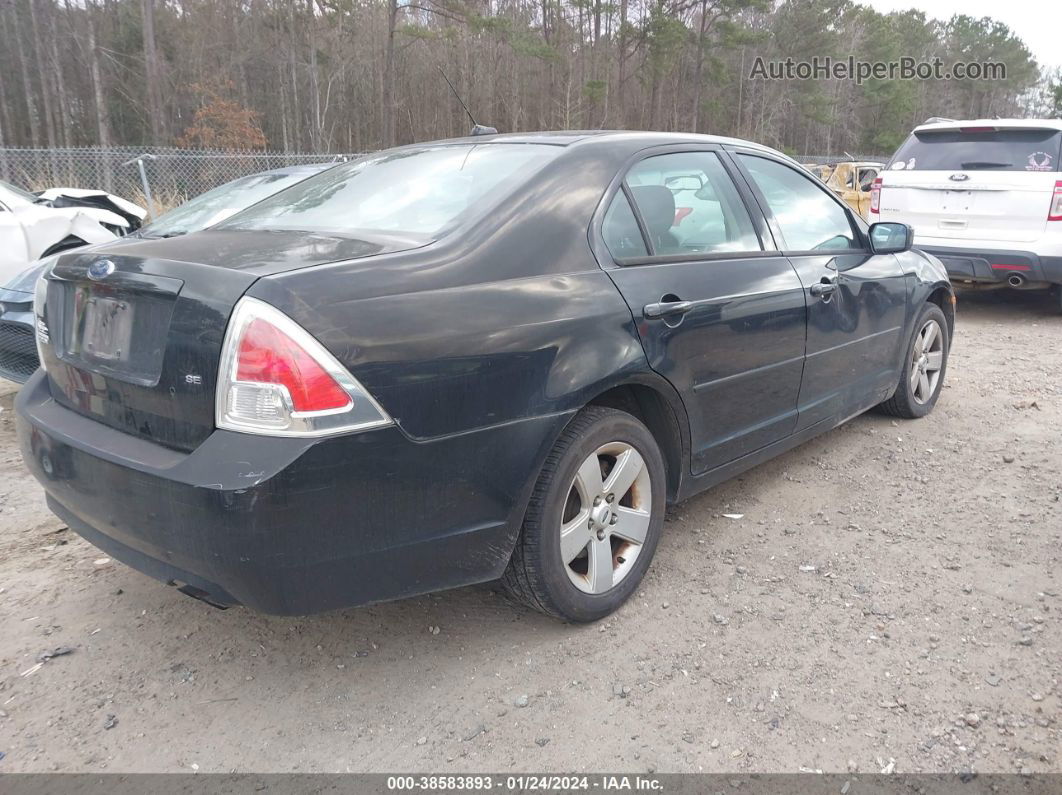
873,118,1062,310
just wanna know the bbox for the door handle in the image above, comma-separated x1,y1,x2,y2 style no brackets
810,280,837,298
643,300,694,319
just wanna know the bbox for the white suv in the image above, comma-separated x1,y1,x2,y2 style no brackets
873,118,1062,310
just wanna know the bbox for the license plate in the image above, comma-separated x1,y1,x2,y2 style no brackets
81,296,134,361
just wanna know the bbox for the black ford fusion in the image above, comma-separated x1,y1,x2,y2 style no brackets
16,132,954,622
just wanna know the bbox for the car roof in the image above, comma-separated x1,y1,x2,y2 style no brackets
384,129,785,159
913,118,1062,133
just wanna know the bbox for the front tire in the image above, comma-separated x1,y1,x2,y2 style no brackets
502,406,666,622
878,302,950,419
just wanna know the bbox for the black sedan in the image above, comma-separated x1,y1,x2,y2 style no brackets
16,132,954,622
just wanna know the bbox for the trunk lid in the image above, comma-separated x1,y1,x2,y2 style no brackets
38,230,424,451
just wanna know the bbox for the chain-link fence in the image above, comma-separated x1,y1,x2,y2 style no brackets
0,146,359,216
797,154,891,165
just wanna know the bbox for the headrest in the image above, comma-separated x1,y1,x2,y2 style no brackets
630,185,676,235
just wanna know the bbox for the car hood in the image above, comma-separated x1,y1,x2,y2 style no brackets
90,228,431,276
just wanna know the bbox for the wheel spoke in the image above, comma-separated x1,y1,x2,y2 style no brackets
909,364,921,393
573,455,604,502
611,506,650,546
560,510,591,564
587,536,614,593
925,350,943,370
918,371,930,400
922,322,937,351
602,448,645,501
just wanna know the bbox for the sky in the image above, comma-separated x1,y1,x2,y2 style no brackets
865,0,1061,72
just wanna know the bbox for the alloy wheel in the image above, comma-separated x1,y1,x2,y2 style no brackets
910,318,944,404
559,441,652,594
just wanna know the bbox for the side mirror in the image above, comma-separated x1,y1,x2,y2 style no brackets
868,222,914,254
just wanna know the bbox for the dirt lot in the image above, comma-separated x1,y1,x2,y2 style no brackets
0,289,1059,775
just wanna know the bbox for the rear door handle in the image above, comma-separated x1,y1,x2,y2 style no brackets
810,280,837,298
643,300,694,319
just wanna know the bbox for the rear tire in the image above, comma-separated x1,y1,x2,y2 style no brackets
501,406,666,622
878,302,950,419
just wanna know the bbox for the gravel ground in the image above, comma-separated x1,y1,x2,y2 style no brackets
0,288,1059,775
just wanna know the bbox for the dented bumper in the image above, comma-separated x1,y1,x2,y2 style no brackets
16,370,564,615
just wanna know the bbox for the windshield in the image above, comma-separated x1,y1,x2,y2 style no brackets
0,180,38,206
888,129,1062,172
140,169,327,238
217,144,562,237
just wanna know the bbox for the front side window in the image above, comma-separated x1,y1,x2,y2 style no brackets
623,152,760,257
219,144,561,239
739,155,857,252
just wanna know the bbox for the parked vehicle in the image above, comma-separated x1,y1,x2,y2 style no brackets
0,164,331,384
0,180,144,285
874,118,1062,310
820,161,884,219
16,132,953,622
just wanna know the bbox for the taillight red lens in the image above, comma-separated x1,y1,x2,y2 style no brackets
235,317,351,412
869,177,882,214
1049,181,1062,222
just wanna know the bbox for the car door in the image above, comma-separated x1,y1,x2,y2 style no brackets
731,150,908,431
593,147,808,475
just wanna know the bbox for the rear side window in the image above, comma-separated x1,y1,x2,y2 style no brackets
739,154,857,252
888,129,1062,172
219,144,561,238
624,152,760,257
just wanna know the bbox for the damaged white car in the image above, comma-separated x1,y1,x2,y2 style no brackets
0,180,145,284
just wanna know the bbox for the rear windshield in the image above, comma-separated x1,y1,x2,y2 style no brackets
140,169,327,238
888,129,1062,172
218,144,562,238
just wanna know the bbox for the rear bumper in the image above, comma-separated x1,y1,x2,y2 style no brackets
16,371,566,615
914,244,1062,285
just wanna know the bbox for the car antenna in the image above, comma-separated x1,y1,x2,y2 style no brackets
438,67,497,136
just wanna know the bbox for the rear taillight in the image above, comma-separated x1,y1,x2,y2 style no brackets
32,259,57,373
1049,181,1062,222
869,177,882,215
217,297,392,436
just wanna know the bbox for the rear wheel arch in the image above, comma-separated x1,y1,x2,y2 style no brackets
584,379,688,503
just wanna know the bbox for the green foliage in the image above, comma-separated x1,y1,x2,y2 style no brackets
584,79,607,104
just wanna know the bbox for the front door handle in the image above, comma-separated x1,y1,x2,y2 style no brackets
810,280,837,298
643,300,694,319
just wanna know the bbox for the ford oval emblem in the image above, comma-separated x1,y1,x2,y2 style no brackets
88,259,116,280
949,173,970,182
